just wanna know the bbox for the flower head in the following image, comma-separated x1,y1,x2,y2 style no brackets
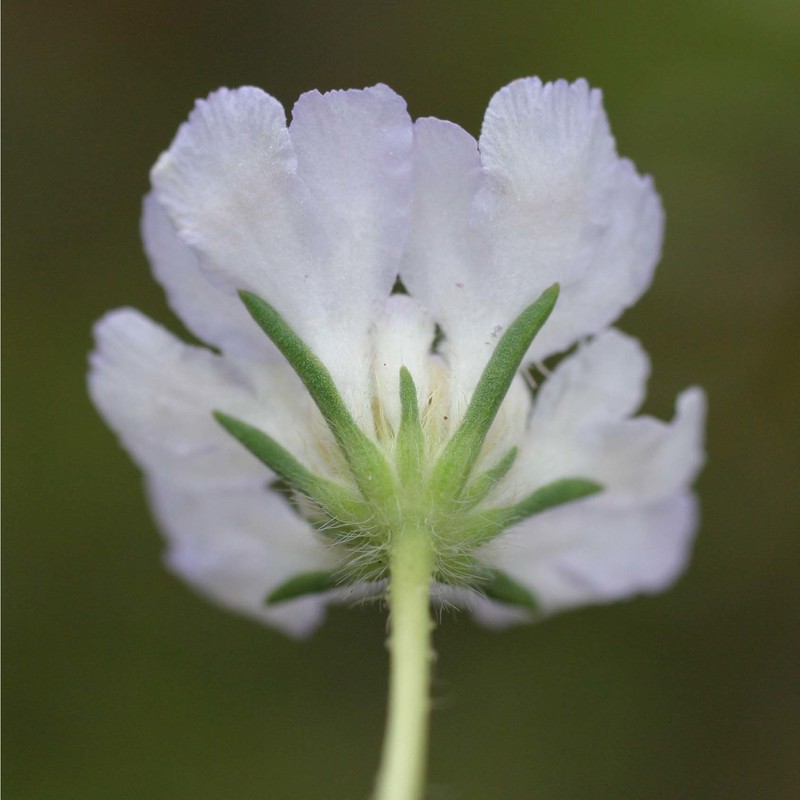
89,79,705,636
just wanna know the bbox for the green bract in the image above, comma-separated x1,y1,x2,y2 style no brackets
214,284,602,610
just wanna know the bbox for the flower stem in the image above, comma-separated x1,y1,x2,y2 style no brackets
374,525,435,800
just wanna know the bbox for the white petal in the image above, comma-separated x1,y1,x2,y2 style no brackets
400,117,486,329
149,87,340,379
402,80,663,389
478,78,663,361
150,86,414,419
580,388,706,503
148,477,338,637
536,162,663,357
479,78,614,285
531,328,650,431
400,117,493,391
288,85,414,412
142,193,272,359
481,492,698,613
88,308,321,489
289,85,412,305
512,332,706,504
510,396,705,505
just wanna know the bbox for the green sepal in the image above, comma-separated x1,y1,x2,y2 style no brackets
266,570,339,605
213,411,358,520
479,568,539,610
456,477,603,549
238,291,351,434
493,477,603,526
430,284,559,502
460,446,518,511
237,291,393,504
396,366,424,486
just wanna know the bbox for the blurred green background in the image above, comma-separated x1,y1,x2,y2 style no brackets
5,1,799,798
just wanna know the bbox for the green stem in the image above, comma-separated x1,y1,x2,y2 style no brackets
374,525,435,800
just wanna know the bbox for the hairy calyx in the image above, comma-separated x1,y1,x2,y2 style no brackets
214,284,601,609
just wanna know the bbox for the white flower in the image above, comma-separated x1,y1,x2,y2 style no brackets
89,78,705,637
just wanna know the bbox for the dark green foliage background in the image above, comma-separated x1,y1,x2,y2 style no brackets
4,2,799,797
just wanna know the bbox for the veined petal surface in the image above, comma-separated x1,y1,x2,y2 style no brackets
289,85,413,313
479,78,664,361
403,78,663,385
151,87,314,308
150,85,413,420
289,85,413,418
